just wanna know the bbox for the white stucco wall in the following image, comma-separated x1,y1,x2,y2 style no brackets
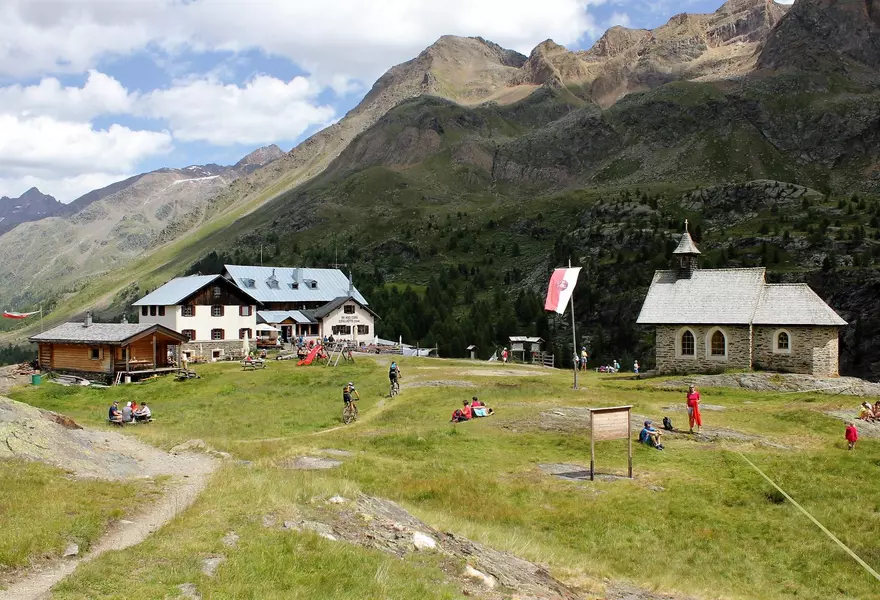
320,302,375,343
138,306,180,330
139,304,256,341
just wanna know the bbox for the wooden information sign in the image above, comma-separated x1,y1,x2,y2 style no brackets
589,405,633,480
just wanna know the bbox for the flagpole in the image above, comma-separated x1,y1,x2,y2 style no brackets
569,259,578,390
39,305,43,333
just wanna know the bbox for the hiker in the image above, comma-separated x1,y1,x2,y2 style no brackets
501,348,509,364
845,422,858,450
135,402,152,422
122,401,134,423
613,359,621,372
639,420,664,450
686,385,703,433
580,347,588,371
633,360,640,374
108,401,123,424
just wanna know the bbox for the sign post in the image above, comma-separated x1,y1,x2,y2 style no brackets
588,405,633,480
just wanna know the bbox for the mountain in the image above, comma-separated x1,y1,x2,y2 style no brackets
4,0,880,379
0,188,63,235
234,144,286,171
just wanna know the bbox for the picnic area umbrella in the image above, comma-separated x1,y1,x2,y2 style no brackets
243,331,250,356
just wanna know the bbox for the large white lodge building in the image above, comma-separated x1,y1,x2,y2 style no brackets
134,265,377,358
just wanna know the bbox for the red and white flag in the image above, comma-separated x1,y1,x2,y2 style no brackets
544,267,581,314
3,310,40,319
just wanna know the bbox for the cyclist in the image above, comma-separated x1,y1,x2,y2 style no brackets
389,361,401,391
343,381,359,405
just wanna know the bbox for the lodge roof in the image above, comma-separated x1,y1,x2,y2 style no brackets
30,322,189,345
223,265,368,305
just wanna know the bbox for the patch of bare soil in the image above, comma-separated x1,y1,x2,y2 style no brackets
538,463,633,483
0,397,218,599
659,373,880,397
408,379,476,389
662,404,726,412
824,411,880,438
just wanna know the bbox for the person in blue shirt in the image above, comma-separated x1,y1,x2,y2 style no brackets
108,401,122,424
638,420,664,450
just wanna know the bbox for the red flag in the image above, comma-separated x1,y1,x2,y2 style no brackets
3,310,40,319
544,268,581,314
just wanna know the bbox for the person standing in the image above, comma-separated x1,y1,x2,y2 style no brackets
845,422,858,450
686,384,702,433
633,360,640,375
501,348,509,364
580,347,588,371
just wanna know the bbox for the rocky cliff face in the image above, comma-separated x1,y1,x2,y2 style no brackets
758,0,880,79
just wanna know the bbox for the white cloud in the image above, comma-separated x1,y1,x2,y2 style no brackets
137,75,336,145
0,0,605,84
608,11,632,28
0,70,135,121
0,114,171,180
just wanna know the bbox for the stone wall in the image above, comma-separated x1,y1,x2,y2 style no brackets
753,326,839,376
181,340,245,362
655,325,751,373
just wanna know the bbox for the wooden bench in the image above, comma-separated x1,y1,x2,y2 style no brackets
241,360,266,370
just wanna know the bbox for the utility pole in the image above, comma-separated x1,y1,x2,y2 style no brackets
569,258,578,390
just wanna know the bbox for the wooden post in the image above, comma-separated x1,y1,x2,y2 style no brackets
126,344,130,373
627,406,633,479
590,412,596,481
152,334,157,369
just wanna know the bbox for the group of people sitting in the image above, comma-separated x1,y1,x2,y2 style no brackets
450,397,494,422
108,400,152,424
858,401,880,422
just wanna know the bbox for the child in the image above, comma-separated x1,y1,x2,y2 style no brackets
845,422,858,450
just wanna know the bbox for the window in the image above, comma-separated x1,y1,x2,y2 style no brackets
289,282,299,289
774,330,792,354
149,306,157,316
239,306,252,317
158,306,166,317
343,304,355,314
267,277,279,289
213,286,222,298
182,329,196,341
239,328,253,339
182,305,195,317
89,347,101,360
309,281,318,289
710,330,726,356
211,329,225,340
212,305,224,317
242,278,256,289
141,306,148,317
357,325,370,335
332,325,352,335
680,330,695,356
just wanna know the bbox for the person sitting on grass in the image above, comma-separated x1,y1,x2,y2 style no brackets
108,401,123,424
858,402,876,422
638,420,664,450
470,397,494,417
451,400,473,423
845,421,858,451
134,402,152,422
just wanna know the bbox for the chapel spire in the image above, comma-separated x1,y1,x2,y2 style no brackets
672,220,700,278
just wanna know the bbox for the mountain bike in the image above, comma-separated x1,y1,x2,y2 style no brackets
342,400,359,424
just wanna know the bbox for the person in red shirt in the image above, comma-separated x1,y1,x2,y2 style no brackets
460,400,473,420
686,385,702,433
845,422,858,450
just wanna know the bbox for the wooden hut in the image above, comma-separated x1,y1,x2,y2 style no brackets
30,312,189,384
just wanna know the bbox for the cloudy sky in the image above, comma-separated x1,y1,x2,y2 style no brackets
0,0,789,202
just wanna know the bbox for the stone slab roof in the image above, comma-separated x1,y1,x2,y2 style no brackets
637,267,846,327
30,322,188,345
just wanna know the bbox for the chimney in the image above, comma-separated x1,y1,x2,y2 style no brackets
121,314,128,324
348,271,354,295
292,267,301,283
83,311,93,328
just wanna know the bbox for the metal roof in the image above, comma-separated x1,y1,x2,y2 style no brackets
637,268,845,327
508,336,544,343
257,310,316,325
637,268,767,325
29,322,188,345
753,284,847,326
224,265,368,305
672,232,701,255
133,275,222,306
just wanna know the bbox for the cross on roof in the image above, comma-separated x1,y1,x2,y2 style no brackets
684,219,689,232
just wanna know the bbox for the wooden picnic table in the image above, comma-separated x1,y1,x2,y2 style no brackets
241,359,266,371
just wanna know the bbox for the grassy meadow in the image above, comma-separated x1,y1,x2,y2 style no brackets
7,356,880,599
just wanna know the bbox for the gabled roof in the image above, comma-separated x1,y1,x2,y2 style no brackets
308,296,379,320
509,336,544,343
636,267,846,327
637,268,768,325
223,265,368,305
257,310,316,325
753,284,847,326
30,322,188,345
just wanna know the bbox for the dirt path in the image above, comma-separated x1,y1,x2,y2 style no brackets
1,455,217,600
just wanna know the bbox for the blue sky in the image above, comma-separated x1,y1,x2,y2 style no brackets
0,0,789,202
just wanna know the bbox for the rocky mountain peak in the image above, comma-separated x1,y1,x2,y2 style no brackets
0,187,63,235
581,26,652,60
234,144,286,169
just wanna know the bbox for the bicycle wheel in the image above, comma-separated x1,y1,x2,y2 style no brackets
342,403,355,424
